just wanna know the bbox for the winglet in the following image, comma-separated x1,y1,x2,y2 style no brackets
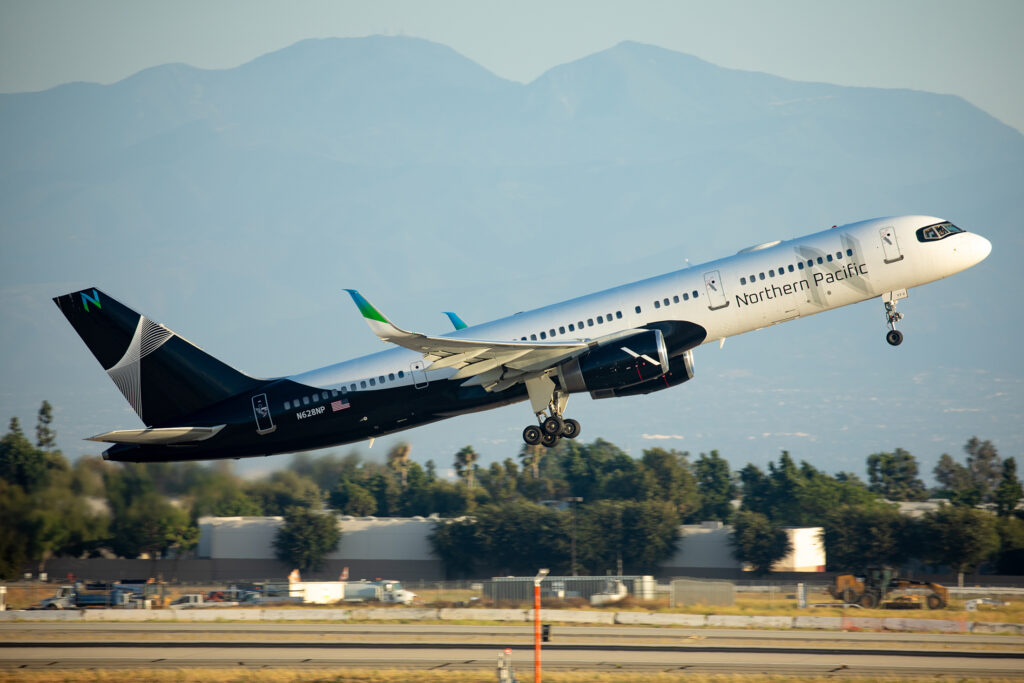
344,289,408,341
444,311,468,330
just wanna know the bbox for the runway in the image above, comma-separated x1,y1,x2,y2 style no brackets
2,622,1022,677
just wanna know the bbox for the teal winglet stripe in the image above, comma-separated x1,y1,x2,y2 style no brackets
344,289,389,324
444,312,468,330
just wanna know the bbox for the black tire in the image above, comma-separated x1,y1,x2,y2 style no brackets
561,418,581,439
542,415,564,435
540,432,559,448
841,587,858,605
886,329,903,346
926,593,946,610
858,592,879,609
523,425,542,446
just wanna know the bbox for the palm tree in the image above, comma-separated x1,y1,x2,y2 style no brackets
387,443,412,489
454,446,479,489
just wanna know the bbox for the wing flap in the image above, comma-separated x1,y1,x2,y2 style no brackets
87,425,226,445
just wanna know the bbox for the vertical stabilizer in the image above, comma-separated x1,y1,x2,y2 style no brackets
54,288,261,426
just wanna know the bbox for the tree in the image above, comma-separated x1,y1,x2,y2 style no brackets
730,509,792,575
329,479,377,516
994,457,1023,517
0,480,32,579
518,444,546,480
866,448,927,501
108,492,195,559
454,446,479,489
964,437,1002,502
577,499,681,575
822,503,915,572
0,420,49,492
933,453,978,505
694,450,736,521
921,504,999,575
246,470,323,514
272,507,341,573
994,516,1024,575
35,401,56,450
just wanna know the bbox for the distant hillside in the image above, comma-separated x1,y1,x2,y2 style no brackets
2,36,1022,473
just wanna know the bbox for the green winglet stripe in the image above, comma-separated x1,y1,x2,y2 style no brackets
444,311,468,330
345,289,389,324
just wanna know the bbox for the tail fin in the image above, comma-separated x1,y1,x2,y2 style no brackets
54,288,262,426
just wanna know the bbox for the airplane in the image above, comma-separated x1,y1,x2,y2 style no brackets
54,215,991,463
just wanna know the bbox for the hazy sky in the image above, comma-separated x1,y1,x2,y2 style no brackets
2,0,1023,132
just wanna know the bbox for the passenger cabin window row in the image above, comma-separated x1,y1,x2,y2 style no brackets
916,221,963,242
738,248,855,286
283,370,407,409
651,290,700,310
523,311,623,341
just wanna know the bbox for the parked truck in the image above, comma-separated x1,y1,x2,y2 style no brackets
342,580,417,605
168,593,241,609
36,582,142,609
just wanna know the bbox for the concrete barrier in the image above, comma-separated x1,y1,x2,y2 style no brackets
883,617,967,633
530,609,615,624
176,608,262,621
840,617,885,631
707,615,752,628
350,608,439,621
0,609,84,621
615,612,707,627
438,608,527,622
793,616,842,630
82,609,170,621
970,621,1023,635
748,615,795,629
262,608,351,621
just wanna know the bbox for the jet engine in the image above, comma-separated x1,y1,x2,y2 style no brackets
558,329,669,396
591,349,695,398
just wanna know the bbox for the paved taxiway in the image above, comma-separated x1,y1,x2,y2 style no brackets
2,622,1022,677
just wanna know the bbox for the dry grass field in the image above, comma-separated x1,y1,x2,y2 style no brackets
3,671,1024,683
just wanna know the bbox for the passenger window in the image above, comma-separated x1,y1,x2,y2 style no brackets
350,383,357,391
559,326,565,334
331,389,339,397
549,329,556,337
836,251,842,260
692,291,698,298
797,262,804,270
769,269,775,277
322,391,329,400
662,298,669,306
826,254,833,262
284,401,291,410
587,319,594,327
606,312,612,320
360,381,367,389
568,323,575,332
369,378,376,386
759,273,765,280
597,315,604,323
303,396,310,405
673,296,679,303
807,260,813,267
634,306,641,313
531,333,538,340
788,265,794,272
683,293,689,301
398,371,405,378
817,257,823,264
740,277,747,285
846,248,853,256
540,331,546,339
389,373,395,381
378,376,385,384
654,300,661,309
616,311,622,319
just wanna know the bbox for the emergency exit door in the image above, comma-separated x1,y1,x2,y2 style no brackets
704,270,729,311
880,226,904,264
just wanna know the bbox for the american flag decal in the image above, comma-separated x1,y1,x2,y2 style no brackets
331,399,350,412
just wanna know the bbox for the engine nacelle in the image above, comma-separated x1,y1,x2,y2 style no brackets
590,349,695,398
558,329,669,395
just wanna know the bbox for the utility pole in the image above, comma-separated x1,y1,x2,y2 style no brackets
534,568,548,683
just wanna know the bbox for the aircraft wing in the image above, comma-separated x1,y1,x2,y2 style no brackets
346,290,594,391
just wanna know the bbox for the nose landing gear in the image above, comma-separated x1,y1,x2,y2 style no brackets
883,290,907,346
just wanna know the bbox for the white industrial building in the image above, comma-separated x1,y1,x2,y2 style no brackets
197,516,825,580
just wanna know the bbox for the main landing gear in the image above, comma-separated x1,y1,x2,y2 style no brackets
522,386,582,448
884,299,904,346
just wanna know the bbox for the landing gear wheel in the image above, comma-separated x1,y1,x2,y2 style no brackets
542,415,564,436
540,432,559,448
886,329,904,346
523,425,542,446
858,593,879,609
560,418,581,439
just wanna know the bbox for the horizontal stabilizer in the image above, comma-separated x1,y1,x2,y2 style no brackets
87,425,225,445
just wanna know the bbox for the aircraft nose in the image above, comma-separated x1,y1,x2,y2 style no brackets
974,234,992,264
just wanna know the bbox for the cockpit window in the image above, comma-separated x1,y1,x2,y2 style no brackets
917,221,964,242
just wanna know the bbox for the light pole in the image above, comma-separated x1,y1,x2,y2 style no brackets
534,568,549,683
565,497,583,576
